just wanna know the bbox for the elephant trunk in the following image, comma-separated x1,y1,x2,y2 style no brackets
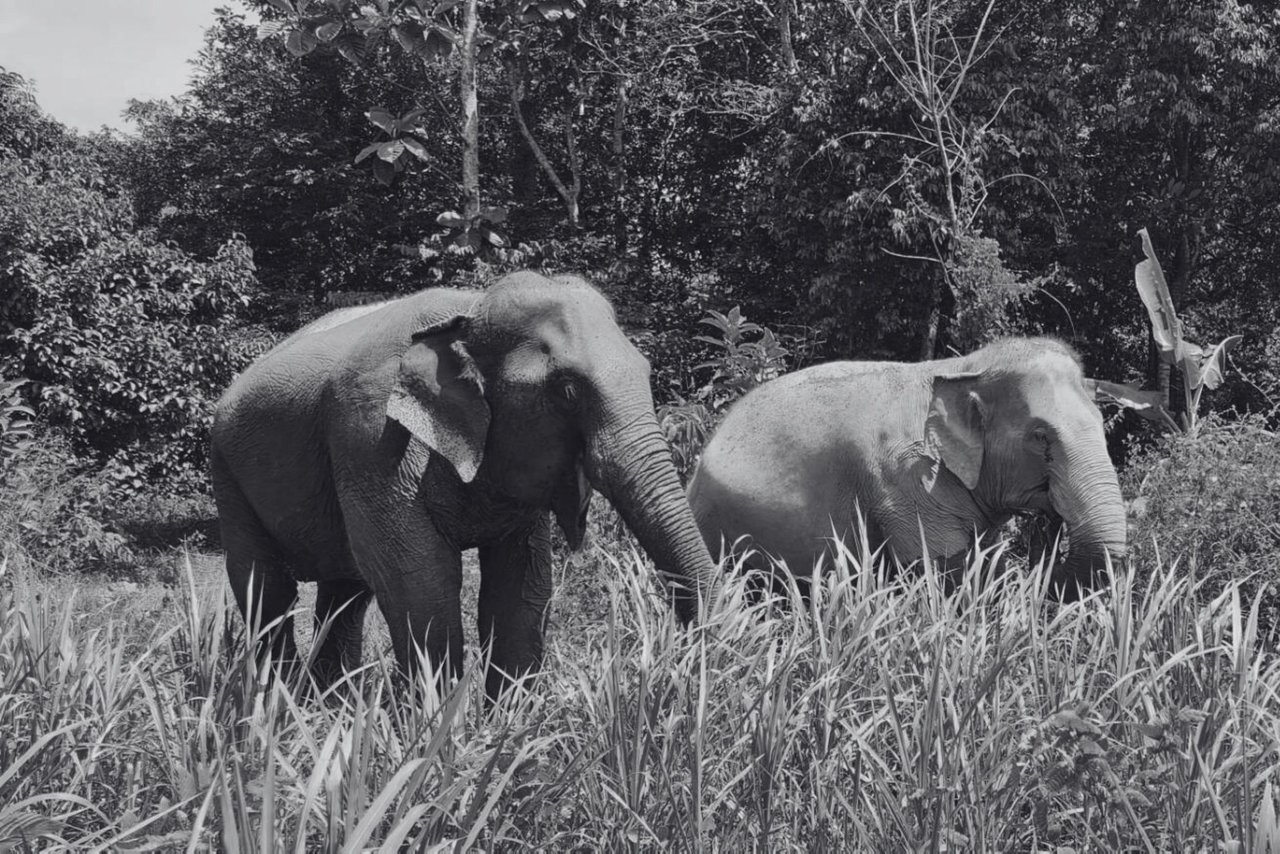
588,403,719,623
1048,435,1127,600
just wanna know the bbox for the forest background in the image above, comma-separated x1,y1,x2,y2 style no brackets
5,2,1280,848
2,0,1279,582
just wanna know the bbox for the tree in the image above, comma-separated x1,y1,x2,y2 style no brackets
0,74,257,483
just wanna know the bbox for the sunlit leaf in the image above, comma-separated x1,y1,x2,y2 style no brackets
365,107,396,134
256,20,289,39
436,210,467,228
354,142,383,164
375,140,406,162
1194,334,1242,391
315,21,343,42
1134,228,1180,358
400,137,431,162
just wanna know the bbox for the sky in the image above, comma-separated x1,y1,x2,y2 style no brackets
0,1,248,133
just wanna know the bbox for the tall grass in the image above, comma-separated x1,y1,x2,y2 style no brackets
2,543,1279,851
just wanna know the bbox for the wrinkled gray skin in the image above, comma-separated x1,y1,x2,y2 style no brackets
688,338,1126,597
211,272,716,697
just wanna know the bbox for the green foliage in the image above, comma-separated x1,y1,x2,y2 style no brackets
0,148,257,483
0,378,35,480
0,436,134,576
0,434,221,578
657,306,814,479
946,234,1037,350
2,548,1279,849
1123,414,1280,630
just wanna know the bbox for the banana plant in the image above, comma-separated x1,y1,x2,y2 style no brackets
1091,228,1241,434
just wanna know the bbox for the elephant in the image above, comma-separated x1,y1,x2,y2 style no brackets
687,337,1126,598
210,271,717,697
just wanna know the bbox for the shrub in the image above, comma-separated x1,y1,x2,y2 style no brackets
1123,413,1280,632
0,435,135,576
0,377,34,480
0,432,221,578
0,152,258,488
656,306,817,479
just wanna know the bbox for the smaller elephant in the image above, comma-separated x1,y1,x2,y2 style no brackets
688,337,1126,596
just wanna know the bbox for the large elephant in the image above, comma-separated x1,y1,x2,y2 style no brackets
211,271,716,697
687,337,1126,597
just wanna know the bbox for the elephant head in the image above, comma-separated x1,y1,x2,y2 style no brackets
386,271,717,619
924,338,1126,596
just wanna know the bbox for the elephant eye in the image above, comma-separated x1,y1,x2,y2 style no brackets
1029,427,1052,462
551,377,580,411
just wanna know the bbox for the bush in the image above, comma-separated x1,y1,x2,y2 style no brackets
0,432,219,579
655,306,817,480
0,151,258,488
0,377,34,479
0,435,133,575
1123,413,1280,631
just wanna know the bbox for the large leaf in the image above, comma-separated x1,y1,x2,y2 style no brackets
334,34,367,64
400,136,431,162
285,27,318,56
423,28,454,60
315,21,344,42
1088,378,1178,431
436,210,467,228
1133,228,1181,359
365,107,397,134
265,0,296,13
354,141,383,164
392,23,426,54
1194,335,1243,391
478,205,508,225
372,158,396,186
375,140,406,163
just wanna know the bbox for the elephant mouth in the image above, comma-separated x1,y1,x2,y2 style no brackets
550,460,592,549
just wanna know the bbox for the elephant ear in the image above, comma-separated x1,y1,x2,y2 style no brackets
924,372,987,491
386,316,490,483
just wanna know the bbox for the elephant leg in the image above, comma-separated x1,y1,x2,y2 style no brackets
339,488,465,683
335,437,465,686
311,579,373,686
477,514,554,700
212,456,300,670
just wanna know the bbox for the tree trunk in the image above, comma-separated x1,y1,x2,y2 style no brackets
509,61,540,205
509,69,582,229
610,81,630,253
776,0,798,75
460,0,480,221
919,267,945,360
